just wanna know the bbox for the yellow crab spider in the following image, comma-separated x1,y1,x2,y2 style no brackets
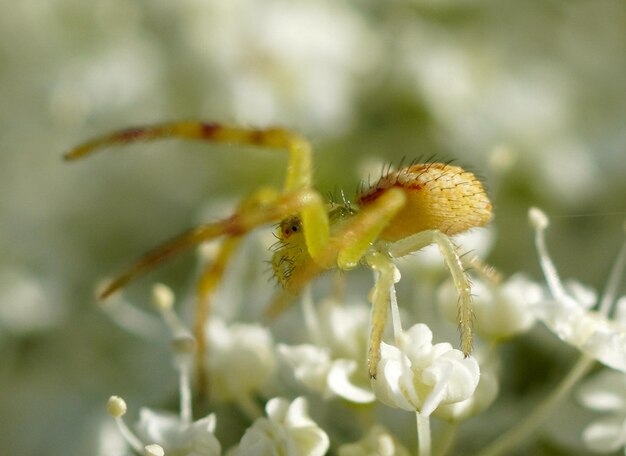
65,121,493,382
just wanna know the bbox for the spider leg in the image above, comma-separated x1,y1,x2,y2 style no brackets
193,187,277,397
265,188,407,378
65,121,330,265
387,230,474,357
462,253,502,285
335,188,407,270
364,250,401,379
194,235,241,397
335,188,407,379
65,122,311,189
98,188,323,299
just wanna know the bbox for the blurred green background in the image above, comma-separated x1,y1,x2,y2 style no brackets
1,1,625,455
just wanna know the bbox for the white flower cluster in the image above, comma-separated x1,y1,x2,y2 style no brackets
99,267,498,456
438,273,541,341
105,284,329,455
372,323,479,417
477,209,626,456
204,318,276,403
578,369,626,453
231,397,329,456
278,296,375,403
338,425,410,456
528,208,626,372
107,393,328,456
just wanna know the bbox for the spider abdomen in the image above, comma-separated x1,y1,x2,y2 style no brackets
357,163,492,242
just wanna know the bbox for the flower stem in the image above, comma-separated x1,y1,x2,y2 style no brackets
598,238,626,316
416,412,432,456
530,210,567,301
114,416,144,453
177,354,193,425
477,354,595,456
237,394,263,420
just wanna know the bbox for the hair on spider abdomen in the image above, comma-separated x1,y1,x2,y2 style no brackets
356,161,492,241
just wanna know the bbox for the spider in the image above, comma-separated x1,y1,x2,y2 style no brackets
65,121,493,384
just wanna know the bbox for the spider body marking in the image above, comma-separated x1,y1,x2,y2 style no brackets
65,121,492,383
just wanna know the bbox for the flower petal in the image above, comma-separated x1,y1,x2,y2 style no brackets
583,416,626,453
372,323,480,415
578,370,626,412
235,397,328,456
328,359,375,403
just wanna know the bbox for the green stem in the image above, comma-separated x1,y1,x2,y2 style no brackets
237,394,263,421
477,355,595,456
417,412,432,456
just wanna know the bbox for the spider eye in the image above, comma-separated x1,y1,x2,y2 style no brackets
279,217,302,239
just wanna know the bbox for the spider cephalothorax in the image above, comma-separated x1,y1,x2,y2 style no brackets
66,121,492,383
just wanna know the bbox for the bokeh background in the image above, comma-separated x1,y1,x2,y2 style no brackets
1,1,625,455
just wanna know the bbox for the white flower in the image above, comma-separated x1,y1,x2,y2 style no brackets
534,295,626,372
0,267,65,335
438,273,542,341
578,370,626,453
136,409,221,456
337,425,410,456
371,323,480,416
278,297,375,403
205,318,277,402
106,394,221,456
433,352,499,421
104,286,223,455
529,208,626,372
231,397,329,456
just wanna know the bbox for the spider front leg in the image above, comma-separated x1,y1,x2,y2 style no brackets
194,186,278,396
364,250,402,379
387,230,474,356
195,236,240,396
65,121,312,190
97,188,324,299
263,187,408,372
67,122,336,394
65,121,330,262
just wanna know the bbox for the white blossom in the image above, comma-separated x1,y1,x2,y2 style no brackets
529,208,626,372
230,397,329,456
205,318,277,402
533,294,626,372
278,297,375,403
433,353,499,421
104,287,223,455
438,273,541,341
578,370,626,453
144,444,165,456
106,394,222,456
135,409,221,456
337,425,410,456
371,323,480,416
